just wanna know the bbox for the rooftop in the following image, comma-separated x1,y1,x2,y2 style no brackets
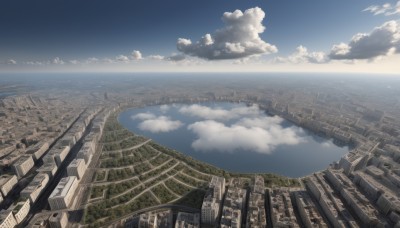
49,176,77,199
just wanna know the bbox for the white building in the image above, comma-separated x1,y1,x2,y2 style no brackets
201,176,226,226
20,173,49,204
210,176,225,201
0,210,17,228
26,141,49,161
67,159,86,180
12,155,34,178
201,198,220,225
37,160,58,178
60,135,76,148
9,198,30,224
0,175,18,197
48,176,78,210
54,146,70,167
80,142,94,155
76,150,93,165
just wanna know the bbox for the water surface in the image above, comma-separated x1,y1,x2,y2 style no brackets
119,102,348,177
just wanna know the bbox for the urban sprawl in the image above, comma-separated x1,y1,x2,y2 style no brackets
0,76,400,228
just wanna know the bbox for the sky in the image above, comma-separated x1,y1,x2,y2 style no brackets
1,0,400,73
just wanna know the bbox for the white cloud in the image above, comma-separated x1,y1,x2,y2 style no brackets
132,112,183,133
85,57,100,64
188,117,304,154
102,58,114,63
52,57,64,65
160,104,170,113
363,1,400,16
69,60,79,65
236,116,284,128
148,55,165,60
179,104,261,120
6,59,17,65
138,116,183,133
131,50,143,60
329,20,400,60
131,112,156,120
177,7,277,60
321,141,332,148
165,54,186,61
275,46,328,64
25,61,44,66
116,55,130,62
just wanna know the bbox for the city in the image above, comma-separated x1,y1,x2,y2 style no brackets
0,74,399,227
1,0,400,227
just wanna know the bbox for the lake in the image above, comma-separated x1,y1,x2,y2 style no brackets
118,102,348,177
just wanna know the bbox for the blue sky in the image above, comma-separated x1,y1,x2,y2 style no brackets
1,0,400,73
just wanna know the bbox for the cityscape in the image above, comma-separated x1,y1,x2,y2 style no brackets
1,0,400,227
0,74,399,227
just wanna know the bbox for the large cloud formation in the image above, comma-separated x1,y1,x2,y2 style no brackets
132,113,183,133
179,104,261,120
329,20,400,60
177,7,277,60
188,117,304,154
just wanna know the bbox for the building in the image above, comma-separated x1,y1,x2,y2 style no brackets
0,175,18,197
26,141,49,161
156,210,173,228
220,180,247,228
175,212,200,228
0,210,17,228
293,191,328,228
76,150,93,165
48,176,78,210
209,176,225,201
37,160,58,178
326,169,385,227
201,176,226,225
80,142,94,155
246,176,267,228
201,196,220,226
305,174,356,228
59,135,76,148
54,146,70,167
9,198,30,224
20,173,49,204
48,212,68,228
12,154,34,178
139,212,157,228
269,188,300,228
67,159,86,180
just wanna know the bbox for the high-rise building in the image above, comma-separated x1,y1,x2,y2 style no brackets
201,176,225,226
67,159,86,180
48,176,78,210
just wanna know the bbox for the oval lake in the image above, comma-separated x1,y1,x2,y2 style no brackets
118,102,348,177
